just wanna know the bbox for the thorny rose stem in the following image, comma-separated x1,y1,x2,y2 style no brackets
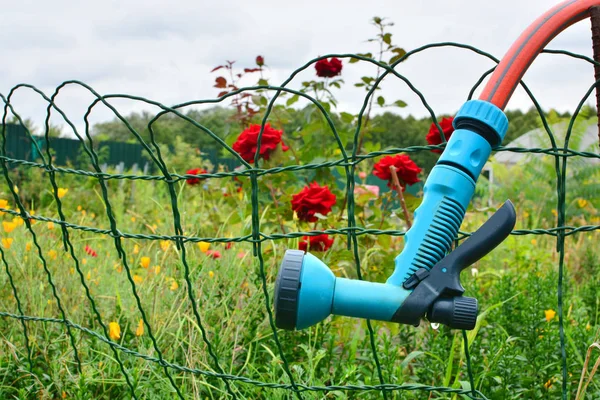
389,165,413,229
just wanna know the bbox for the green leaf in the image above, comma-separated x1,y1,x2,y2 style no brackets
382,33,392,45
340,112,355,124
377,234,391,249
354,83,365,87
377,96,385,107
389,48,407,65
393,100,407,108
349,52,373,63
361,76,374,84
258,78,268,86
286,95,299,107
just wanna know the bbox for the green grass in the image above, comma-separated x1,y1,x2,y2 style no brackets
0,164,598,400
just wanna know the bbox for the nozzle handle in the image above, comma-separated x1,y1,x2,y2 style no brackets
442,200,516,282
392,200,516,327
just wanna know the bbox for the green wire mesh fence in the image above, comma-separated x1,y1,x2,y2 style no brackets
0,43,599,399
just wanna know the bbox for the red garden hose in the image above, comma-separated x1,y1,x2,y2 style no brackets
481,0,600,111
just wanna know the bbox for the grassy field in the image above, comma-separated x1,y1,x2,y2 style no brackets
0,151,598,400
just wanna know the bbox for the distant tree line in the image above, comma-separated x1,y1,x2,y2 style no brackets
87,105,591,173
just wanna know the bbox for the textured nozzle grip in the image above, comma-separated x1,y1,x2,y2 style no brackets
428,296,478,330
274,250,304,330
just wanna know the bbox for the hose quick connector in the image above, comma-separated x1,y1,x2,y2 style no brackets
437,100,509,180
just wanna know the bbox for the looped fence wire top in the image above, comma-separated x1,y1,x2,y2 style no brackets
0,43,598,400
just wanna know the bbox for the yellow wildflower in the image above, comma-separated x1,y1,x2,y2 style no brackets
131,216,136,222
523,211,529,218
577,198,588,208
209,270,215,278
544,377,558,389
25,242,31,251
160,240,170,252
198,241,210,253
12,217,23,226
62,391,66,399
69,267,74,275
140,256,150,268
545,309,556,322
334,148,342,155
135,319,144,336
170,280,179,290
551,209,558,217
586,323,592,331
531,239,537,245
0,200,8,216
90,213,96,219
108,322,121,341
153,265,161,274
77,205,82,211
133,244,139,254
13,185,18,194
57,188,68,199
47,221,55,230
82,258,87,265
48,250,58,260
133,275,143,284
2,221,16,233
2,238,13,249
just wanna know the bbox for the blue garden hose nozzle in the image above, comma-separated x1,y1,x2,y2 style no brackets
274,100,515,331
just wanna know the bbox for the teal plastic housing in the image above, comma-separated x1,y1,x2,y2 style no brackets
296,253,411,329
388,100,508,285
285,100,509,330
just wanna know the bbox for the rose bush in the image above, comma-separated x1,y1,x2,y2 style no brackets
426,116,455,153
298,234,334,252
291,183,337,222
315,57,343,78
185,168,207,185
232,123,289,163
373,154,421,189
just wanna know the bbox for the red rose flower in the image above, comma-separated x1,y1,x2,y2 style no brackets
315,57,343,78
299,234,334,252
186,168,207,185
291,182,337,222
426,117,455,153
373,154,421,190
206,250,221,259
232,123,289,163
256,55,264,66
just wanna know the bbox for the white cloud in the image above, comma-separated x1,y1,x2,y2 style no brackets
0,0,596,136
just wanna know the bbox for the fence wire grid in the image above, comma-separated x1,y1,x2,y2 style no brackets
0,42,599,400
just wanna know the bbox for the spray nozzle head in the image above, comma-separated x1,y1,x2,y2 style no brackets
274,201,516,331
274,250,335,330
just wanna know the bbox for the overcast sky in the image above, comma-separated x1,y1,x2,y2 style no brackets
0,0,596,136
